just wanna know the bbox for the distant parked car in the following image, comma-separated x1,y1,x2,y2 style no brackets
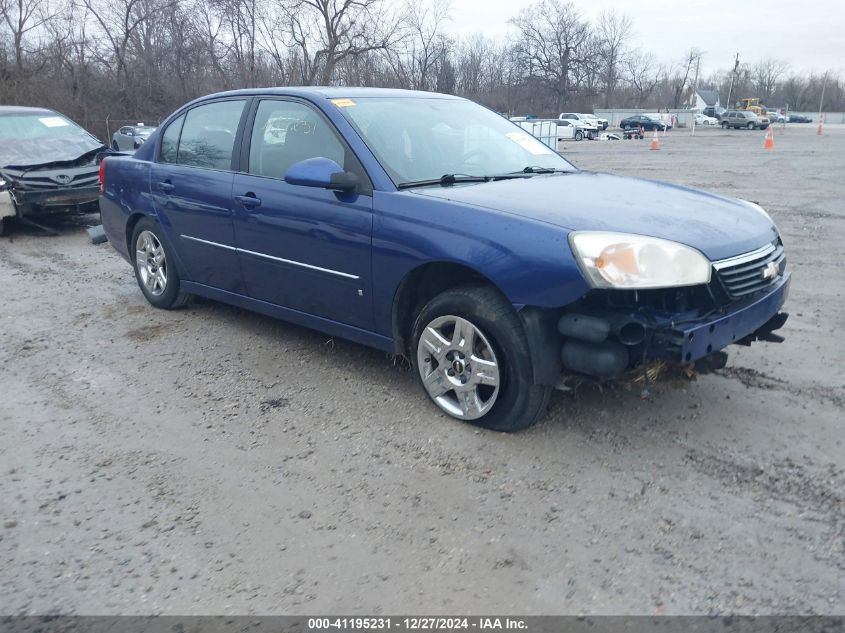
559,112,606,132
556,119,586,141
787,113,812,123
112,124,157,151
703,106,727,120
619,115,670,131
720,110,769,130
0,105,110,234
694,113,719,126
768,112,786,124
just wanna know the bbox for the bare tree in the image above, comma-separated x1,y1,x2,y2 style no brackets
3,0,844,132
385,0,450,91
1,0,56,73
623,49,661,107
596,9,632,107
752,57,788,99
277,0,405,85
509,0,590,112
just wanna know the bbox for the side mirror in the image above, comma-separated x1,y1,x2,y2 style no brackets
284,157,359,193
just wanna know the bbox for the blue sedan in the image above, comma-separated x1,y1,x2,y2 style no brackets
99,88,789,431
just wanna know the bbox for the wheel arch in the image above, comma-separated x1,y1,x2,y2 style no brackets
125,211,189,281
125,212,148,256
390,261,509,356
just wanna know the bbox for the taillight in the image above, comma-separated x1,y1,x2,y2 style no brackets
98,158,106,193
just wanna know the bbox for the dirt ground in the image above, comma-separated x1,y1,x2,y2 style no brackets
1,124,843,616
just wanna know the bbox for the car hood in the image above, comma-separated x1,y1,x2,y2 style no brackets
0,134,107,168
410,171,778,261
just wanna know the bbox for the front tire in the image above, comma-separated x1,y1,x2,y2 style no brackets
721,121,729,129
131,218,190,309
411,285,551,432
112,140,119,151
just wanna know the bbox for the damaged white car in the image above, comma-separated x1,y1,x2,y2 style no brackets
0,106,112,234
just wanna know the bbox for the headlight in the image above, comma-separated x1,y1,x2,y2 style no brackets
569,231,712,289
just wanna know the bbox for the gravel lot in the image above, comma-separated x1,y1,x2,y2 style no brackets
1,124,843,616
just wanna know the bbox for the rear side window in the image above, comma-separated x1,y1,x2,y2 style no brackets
159,115,184,164
176,100,246,170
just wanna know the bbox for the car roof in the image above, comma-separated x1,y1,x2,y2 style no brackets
194,87,464,102
0,105,57,117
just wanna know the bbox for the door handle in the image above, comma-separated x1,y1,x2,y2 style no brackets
157,181,175,194
234,194,261,208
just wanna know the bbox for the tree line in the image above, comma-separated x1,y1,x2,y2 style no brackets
2,0,842,134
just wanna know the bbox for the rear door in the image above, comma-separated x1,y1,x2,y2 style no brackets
150,98,249,294
231,98,375,330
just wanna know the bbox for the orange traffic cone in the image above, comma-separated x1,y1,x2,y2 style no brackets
817,123,823,135
764,125,774,150
649,129,660,150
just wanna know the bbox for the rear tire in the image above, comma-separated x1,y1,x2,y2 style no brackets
131,217,191,309
411,284,551,432
575,130,584,141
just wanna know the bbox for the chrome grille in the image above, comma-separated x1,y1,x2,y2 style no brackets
713,241,786,299
2,166,99,190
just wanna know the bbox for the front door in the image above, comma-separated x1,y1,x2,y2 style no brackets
232,98,374,330
150,99,248,294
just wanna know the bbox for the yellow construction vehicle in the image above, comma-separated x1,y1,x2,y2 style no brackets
737,98,770,126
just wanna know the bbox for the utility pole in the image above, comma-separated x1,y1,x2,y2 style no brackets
819,72,827,118
691,54,702,136
818,72,827,134
725,53,739,111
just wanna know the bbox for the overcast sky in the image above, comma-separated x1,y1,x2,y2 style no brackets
446,0,843,76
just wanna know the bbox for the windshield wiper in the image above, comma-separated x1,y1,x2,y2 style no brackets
516,166,571,174
398,169,562,190
398,174,491,189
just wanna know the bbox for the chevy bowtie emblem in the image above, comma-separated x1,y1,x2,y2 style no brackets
52,174,72,184
761,261,779,280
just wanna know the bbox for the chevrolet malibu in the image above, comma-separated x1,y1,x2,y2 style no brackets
99,88,789,432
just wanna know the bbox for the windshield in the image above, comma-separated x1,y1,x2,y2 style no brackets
0,113,88,140
336,97,573,186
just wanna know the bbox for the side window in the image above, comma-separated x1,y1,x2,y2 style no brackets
248,100,347,179
177,100,246,170
159,114,184,164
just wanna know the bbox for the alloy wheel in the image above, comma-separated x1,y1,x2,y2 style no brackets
135,230,167,296
416,315,500,420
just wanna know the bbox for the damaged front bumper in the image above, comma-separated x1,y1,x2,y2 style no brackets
548,272,790,380
0,159,103,219
651,272,790,363
9,185,100,212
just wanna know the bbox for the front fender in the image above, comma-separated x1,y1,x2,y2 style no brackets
371,190,590,337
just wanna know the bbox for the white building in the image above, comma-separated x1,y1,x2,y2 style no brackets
690,89,721,112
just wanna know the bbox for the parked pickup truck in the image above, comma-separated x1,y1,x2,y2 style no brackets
560,112,608,130
99,88,790,432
